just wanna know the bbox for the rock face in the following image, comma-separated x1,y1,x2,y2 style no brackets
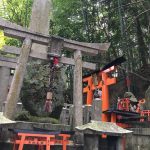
145,86,150,109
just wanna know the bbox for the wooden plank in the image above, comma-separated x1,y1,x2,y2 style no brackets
3,46,96,70
0,18,110,54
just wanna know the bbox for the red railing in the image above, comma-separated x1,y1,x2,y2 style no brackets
12,132,71,150
140,110,150,122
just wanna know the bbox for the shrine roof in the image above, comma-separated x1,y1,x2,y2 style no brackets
75,120,132,136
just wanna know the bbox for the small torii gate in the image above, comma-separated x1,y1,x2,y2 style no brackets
0,0,110,128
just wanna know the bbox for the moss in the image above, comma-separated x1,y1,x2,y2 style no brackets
15,111,30,121
15,111,59,124
29,116,59,124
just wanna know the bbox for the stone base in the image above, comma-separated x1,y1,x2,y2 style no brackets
0,142,83,150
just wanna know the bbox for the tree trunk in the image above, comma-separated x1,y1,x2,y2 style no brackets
136,18,148,67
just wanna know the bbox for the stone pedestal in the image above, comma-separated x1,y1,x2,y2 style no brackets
2,101,22,114
16,102,23,113
84,134,99,150
83,105,91,124
60,108,70,125
116,137,124,150
60,104,74,125
91,98,102,121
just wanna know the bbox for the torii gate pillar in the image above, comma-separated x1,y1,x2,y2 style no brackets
73,50,83,127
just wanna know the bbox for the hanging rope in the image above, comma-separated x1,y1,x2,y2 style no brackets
48,57,59,91
44,56,59,113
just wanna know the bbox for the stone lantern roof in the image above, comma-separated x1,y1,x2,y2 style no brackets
76,120,132,136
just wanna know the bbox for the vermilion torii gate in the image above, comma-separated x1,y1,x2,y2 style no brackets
0,0,110,128
83,66,117,122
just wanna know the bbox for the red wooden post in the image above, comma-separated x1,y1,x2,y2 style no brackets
111,113,117,123
59,134,70,150
83,76,93,105
46,136,50,150
18,135,25,150
83,66,117,122
14,133,55,150
101,72,116,122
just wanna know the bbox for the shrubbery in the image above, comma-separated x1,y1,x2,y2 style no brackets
15,111,59,124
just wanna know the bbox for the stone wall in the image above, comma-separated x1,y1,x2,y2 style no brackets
0,143,83,150
126,128,150,150
0,121,71,142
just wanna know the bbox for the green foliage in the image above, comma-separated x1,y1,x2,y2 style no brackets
52,0,150,69
15,111,59,124
0,0,33,27
29,116,59,124
52,0,85,41
21,60,66,116
0,31,5,49
0,0,33,48
15,111,30,121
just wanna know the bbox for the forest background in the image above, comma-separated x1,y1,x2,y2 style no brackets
0,0,150,120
